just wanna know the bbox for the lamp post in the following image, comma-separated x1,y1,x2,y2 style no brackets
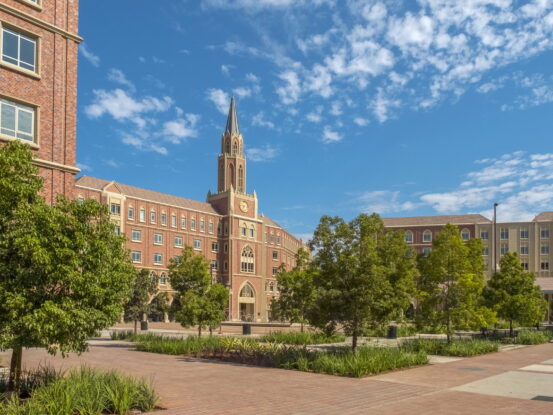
493,202,498,274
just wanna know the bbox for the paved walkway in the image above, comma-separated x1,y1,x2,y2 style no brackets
1,340,552,414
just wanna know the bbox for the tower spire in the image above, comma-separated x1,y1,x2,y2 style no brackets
225,96,240,136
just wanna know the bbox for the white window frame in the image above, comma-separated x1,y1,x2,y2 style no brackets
131,251,141,263
153,253,163,265
128,206,134,220
520,229,529,239
191,217,196,231
193,239,201,250
211,242,218,252
110,203,120,215
541,244,549,255
161,212,167,226
1,25,38,74
480,231,489,240
139,208,145,222
181,216,187,229
500,228,509,239
520,245,529,255
150,211,156,224
200,219,205,232
153,233,163,245
208,221,214,234
171,214,177,228
0,97,37,144
423,230,432,243
541,228,550,239
131,229,141,242
174,236,183,248
405,231,413,243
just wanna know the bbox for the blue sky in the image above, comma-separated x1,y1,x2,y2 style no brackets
77,0,553,239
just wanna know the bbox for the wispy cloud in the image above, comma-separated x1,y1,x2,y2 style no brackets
245,144,279,162
79,43,100,67
322,126,342,143
206,88,230,114
252,112,275,129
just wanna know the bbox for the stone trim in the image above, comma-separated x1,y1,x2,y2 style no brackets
32,158,80,174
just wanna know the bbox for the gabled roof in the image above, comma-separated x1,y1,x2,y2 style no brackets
261,215,282,229
383,214,491,227
76,176,221,215
225,96,240,136
533,212,553,222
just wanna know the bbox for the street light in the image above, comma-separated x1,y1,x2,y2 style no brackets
493,202,498,274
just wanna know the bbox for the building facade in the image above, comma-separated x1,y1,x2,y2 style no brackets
76,98,305,323
383,213,553,321
0,0,80,202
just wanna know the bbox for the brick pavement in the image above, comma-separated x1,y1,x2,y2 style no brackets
1,340,552,414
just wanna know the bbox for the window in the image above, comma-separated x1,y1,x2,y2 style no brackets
149,271,157,283
208,221,214,233
154,233,163,245
211,242,218,252
174,236,183,247
232,142,238,155
110,203,121,215
224,223,228,235
541,262,549,270
1,98,35,142
181,216,187,229
541,244,549,255
224,243,228,253
405,231,413,243
128,206,134,220
191,217,196,231
520,245,529,255
193,239,201,250
422,247,431,256
114,226,121,235
200,219,205,232
276,234,281,244
500,243,508,255
480,231,488,240
241,225,247,237
139,208,145,222
150,211,156,224
210,260,218,271
131,251,141,263
224,261,228,271
461,229,470,241
1,27,37,72
272,251,279,260
241,246,255,273
521,262,529,270
171,214,177,227
161,213,167,226
250,226,255,238
173,256,181,264
272,267,278,276
153,253,162,265
520,229,529,239
77,197,84,204
500,228,509,239
159,273,167,285
131,230,141,242
482,247,489,256
423,230,432,243
541,228,550,239
217,222,222,234
240,284,254,298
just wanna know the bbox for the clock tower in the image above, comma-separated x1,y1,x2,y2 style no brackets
218,97,246,194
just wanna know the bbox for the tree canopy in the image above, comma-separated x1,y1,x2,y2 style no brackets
124,268,158,333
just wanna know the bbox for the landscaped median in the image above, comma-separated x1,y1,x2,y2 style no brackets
399,339,500,357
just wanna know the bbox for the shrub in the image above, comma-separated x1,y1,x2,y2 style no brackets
260,331,346,345
505,330,553,345
401,339,499,357
135,335,224,356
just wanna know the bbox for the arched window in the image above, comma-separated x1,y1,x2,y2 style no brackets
423,230,432,243
225,139,230,154
238,165,244,192
249,225,255,238
269,281,275,291
232,141,238,155
405,230,413,243
229,164,235,188
159,272,167,285
461,229,470,241
240,283,254,297
150,271,158,283
241,246,254,273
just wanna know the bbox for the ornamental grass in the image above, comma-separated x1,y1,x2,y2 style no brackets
400,338,499,357
260,331,346,345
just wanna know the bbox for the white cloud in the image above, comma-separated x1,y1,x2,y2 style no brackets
357,190,417,215
322,126,342,143
306,106,323,123
233,87,252,99
246,144,279,162
76,162,92,172
221,64,234,76
206,88,230,114
353,117,369,126
107,68,135,91
79,44,100,67
276,71,302,105
203,0,334,11
330,101,342,116
163,114,199,143
252,112,275,129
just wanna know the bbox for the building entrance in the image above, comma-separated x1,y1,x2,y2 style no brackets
240,303,254,322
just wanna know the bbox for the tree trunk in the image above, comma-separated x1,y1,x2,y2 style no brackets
351,324,358,353
198,326,202,338
446,315,451,344
8,343,23,392
509,319,513,338
134,319,138,335
300,321,304,333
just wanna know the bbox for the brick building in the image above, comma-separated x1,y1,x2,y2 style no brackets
76,98,306,323
0,0,81,202
383,213,553,321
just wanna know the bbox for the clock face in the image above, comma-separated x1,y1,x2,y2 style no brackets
240,200,248,213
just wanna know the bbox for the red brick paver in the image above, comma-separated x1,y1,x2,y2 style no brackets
1,341,552,414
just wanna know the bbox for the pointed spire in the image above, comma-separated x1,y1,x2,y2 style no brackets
225,96,240,136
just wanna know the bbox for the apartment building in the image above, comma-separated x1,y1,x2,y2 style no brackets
0,0,81,202
76,98,305,323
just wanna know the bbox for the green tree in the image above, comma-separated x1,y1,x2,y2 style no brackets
169,246,228,336
309,214,418,351
0,142,134,391
416,224,495,342
124,268,158,334
484,252,547,336
271,248,315,332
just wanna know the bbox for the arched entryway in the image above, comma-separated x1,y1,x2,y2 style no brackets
238,282,255,322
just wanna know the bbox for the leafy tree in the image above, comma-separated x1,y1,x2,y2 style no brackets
416,224,496,342
150,291,172,322
484,252,547,336
169,246,228,336
309,214,418,351
271,248,315,332
0,141,134,391
124,268,158,334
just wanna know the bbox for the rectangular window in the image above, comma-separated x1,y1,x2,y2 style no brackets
171,214,177,227
405,232,413,243
272,267,278,276
541,228,550,239
480,231,489,240
500,228,509,239
541,262,549,270
110,203,121,215
181,216,187,229
208,222,214,233
153,253,162,265
423,232,432,242
211,242,218,252
224,261,228,271
191,218,196,231
1,27,37,72
541,244,549,255
150,211,156,224
482,247,489,256
422,247,431,256
161,213,167,226
272,251,278,260
241,226,247,237
276,235,281,244
128,207,134,220
193,239,201,250
131,230,141,242
210,260,218,271
520,245,529,255
139,208,145,222
154,233,163,245
174,236,183,247
461,230,470,241
250,228,255,238
0,98,35,142
224,243,228,253
500,243,508,255
131,251,141,263
521,262,529,270
114,226,121,235
200,219,205,232
217,222,222,234
520,229,529,239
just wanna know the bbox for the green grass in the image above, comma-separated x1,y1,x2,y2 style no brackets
504,330,553,345
0,367,158,415
400,339,499,357
260,331,346,345
110,330,162,342
135,335,225,355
